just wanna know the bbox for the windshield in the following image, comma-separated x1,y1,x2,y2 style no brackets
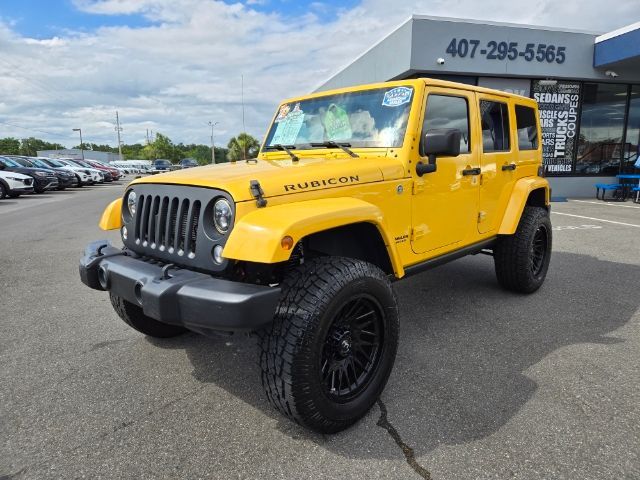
69,159,89,168
0,157,21,168
263,86,414,150
13,158,32,167
43,159,62,167
30,159,49,168
155,160,171,166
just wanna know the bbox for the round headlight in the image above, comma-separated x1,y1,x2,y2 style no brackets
127,190,137,216
213,198,232,234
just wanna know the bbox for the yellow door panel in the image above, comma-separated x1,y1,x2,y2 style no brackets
476,93,519,234
411,88,480,254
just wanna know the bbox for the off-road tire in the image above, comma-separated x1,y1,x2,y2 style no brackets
258,256,399,433
494,206,552,293
109,293,187,338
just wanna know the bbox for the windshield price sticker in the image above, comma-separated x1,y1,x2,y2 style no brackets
382,87,413,107
445,38,567,64
272,105,305,145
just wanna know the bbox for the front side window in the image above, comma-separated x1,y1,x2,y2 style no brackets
263,86,414,150
421,94,470,154
480,100,510,152
515,105,539,150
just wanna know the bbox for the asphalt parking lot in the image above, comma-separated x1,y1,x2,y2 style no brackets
1,184,639,480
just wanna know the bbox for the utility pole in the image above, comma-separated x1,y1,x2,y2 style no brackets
115,111,123,161
208,121,219,164
72,128,84,161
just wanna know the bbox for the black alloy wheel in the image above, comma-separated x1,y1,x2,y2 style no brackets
321,295,384,401
530,225,548,277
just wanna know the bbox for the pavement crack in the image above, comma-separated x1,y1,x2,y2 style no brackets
376,399,431,480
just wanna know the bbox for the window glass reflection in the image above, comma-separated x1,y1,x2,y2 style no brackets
576,83,627,175
623,86,640,171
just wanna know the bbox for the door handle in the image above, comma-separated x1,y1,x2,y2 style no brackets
462,167,481,176
501,163,517,171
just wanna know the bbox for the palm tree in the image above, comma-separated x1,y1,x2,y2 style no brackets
227,133,260,161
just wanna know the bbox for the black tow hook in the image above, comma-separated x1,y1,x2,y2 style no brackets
84,244,126,270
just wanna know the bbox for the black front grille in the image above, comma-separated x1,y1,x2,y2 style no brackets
122,184,233,273
135,194,201,259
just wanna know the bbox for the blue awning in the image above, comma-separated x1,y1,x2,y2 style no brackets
594,22,640,68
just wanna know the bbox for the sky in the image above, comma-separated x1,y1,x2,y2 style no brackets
0,0,636,149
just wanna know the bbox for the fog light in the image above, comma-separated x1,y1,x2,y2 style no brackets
213,244,224,264
122,225,128,240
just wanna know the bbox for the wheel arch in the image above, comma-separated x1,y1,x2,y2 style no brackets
498,177,550,235
224,197,404,277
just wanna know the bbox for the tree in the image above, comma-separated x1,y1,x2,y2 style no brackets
19,137,64,156
0,137,21,155
227,133,260,161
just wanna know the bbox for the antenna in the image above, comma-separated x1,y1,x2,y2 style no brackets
241,74,246,160
115,111,123,161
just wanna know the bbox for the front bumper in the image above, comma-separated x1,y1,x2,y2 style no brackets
56,175,75,188
79,241,281,333
34,177,59,191
10,186,34,194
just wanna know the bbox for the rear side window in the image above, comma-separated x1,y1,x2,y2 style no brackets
515,105,539,150
422,95,470,154
480,100,510,152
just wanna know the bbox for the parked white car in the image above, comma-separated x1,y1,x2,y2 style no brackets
40,158,93,186
55,159,104,184
0,170,34,198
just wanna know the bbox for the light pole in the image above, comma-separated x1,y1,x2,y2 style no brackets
208,121,219,164
72,128,84,161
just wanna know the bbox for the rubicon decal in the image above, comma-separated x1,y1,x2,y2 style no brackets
284,175,360,192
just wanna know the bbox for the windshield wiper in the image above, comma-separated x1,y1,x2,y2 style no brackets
310,141,359,158
264,144,299,162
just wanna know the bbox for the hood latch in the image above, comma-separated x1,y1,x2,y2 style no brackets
250,180,267,208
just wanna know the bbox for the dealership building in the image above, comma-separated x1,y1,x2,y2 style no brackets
317,16,640,197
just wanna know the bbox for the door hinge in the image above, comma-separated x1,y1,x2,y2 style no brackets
477,211,487,223
411,225,427,241
412,179,425,195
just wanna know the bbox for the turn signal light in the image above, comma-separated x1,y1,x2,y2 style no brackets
281,236,294,250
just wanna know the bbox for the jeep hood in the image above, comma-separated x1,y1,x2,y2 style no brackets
131,156,404,202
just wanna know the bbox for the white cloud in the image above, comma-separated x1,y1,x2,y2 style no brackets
0,0,636,149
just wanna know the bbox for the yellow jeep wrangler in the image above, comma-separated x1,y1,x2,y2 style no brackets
80,78,551,433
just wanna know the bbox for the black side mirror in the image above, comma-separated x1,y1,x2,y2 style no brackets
416,128,462,176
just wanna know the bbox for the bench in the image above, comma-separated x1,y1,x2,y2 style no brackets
595,183,623,201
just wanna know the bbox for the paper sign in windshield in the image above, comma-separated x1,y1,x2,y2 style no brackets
271,106,304,145
382,87,412,107
324,104,352,141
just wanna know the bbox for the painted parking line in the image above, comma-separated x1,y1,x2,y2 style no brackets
553,224,603,231
570,199,640,210
552,211,640,228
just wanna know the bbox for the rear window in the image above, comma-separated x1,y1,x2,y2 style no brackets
480,100,510,152
515,105,539,150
